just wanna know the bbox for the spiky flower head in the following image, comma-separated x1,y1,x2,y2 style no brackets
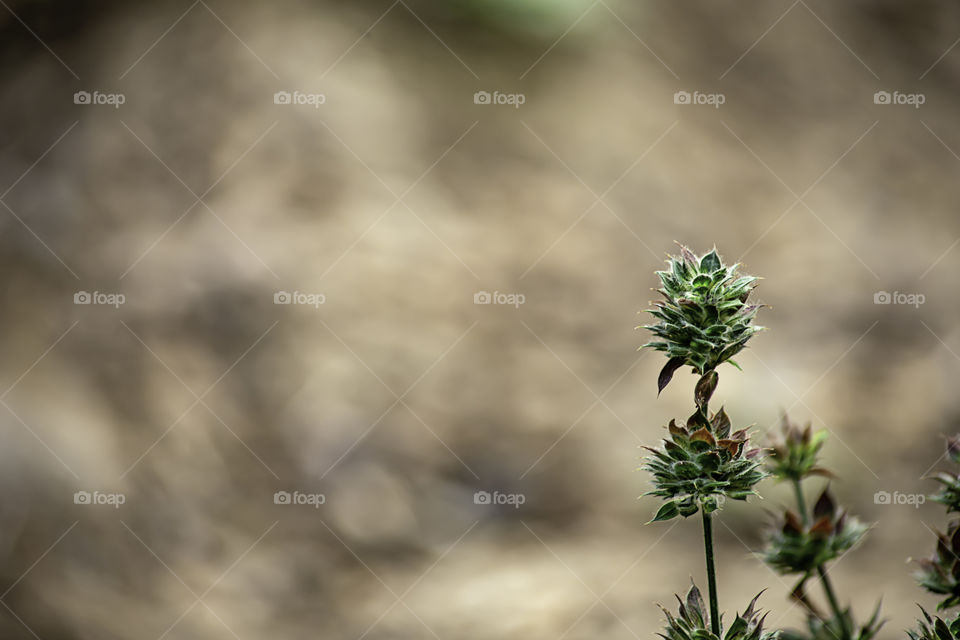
909,607,960,640
916,521,960,610
931,436,960,513
644,408,766,521
766,414,832,482
642,245,763,390
659,583,779,640
763,489,867,575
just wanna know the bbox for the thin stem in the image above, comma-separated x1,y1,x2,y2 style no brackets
818,566,850,640
702,509,721,636
789,576,826,620
695,371,720,636
792,477,809,526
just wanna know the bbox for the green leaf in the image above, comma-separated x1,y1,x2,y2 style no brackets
700,249,721,273
702,496,720,514
692,274,713,288
725,615,748,640
934,618,952,640
671,258,686,281
651,501,680,522
674,461,701,479
678,499,700,517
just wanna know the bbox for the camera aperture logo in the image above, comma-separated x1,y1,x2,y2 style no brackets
74,291,125,308
874,490,925,508
473,90,525,108
874,90,924,109
274,90,326,109
74,90,125,109
473,490,525,509
474,290,525,308
874,290,924,308
274,490,325,508
274,290,325,308
74,490,126,508
674,90,725,108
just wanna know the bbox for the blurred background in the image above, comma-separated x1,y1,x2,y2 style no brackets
1,0,959,637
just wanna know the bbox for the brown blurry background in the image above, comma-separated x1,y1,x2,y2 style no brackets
1,0,959,638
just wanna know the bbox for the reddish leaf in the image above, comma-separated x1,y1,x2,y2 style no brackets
689,428,717,447
809,516,834,536
783,510,803,534
718,438,744,457
668,419,688,439
710,407,731,438
695,371,718,408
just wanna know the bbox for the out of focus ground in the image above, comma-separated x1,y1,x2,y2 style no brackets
1,1,959,638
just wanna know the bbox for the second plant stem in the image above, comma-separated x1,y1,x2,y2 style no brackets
791,477,851,640
696,393,721,636
702,509,721,636
818,565,849,639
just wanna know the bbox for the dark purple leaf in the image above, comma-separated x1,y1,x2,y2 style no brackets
694,370,718,408
813,488,836,520
658,357,685,395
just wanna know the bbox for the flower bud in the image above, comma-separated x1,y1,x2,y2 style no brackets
641,246,763,389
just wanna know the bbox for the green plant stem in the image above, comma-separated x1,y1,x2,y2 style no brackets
702,509,721,636
791,478,850,640
696,379,720,636
792,477,808,526
817,565,849,639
